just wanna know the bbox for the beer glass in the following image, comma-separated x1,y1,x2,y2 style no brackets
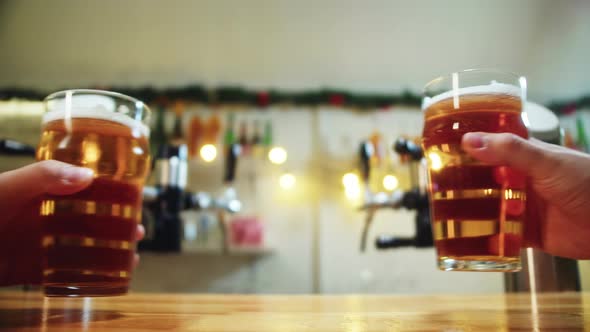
37,90,151,296
422,69,528,272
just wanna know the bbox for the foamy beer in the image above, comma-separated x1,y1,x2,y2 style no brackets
422,70,528,272
36,90,151,296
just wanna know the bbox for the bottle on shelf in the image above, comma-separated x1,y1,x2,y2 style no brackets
150,105,168,154
369,130,384,167
576,113,589,153
564,129,577,150
251,119,263,158
147,101,189,253
239,119,251,156
204,111,221,145
170,101,185,147
224,113,236,147
188,114,203,158
262,120,273,151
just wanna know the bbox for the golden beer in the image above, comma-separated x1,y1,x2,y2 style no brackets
36,90,150,296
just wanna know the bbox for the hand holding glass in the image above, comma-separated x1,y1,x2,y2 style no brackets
422,70,528,272
37,90,151,296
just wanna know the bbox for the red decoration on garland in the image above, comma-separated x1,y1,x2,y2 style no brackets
256,91,270,108
328,94,345,106
562,103,577,115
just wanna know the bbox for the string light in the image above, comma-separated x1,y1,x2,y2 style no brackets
82,141,100,163
200,144,217,162
279,173,296,190
344,185,361,200
342,172,359,188
428,152,443,171
268,146,287,165
383,175,399,191
342,172,361,201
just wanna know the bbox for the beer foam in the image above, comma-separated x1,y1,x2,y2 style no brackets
422,82,522,110
43,96,150,137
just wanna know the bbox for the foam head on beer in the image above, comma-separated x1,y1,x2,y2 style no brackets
423,81,522,110
43,92,150,138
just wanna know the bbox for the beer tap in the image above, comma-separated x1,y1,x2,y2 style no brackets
140,142,242,253
0,139,36,156
358,141,374,252
357,137,433,252
358,140,405,252
374,138,433,249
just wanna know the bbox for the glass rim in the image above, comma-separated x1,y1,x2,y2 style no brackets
424,68,524,93
43,88,151,120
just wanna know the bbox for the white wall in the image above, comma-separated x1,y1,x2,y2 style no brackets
0,0,589,103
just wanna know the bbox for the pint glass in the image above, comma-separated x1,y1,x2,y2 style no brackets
37,90,151,296
422,70,528,272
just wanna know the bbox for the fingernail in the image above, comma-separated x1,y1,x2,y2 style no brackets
463,132,487,149
61,166,94,184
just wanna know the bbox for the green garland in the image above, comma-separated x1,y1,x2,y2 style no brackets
0,85,421,109
546,96,590,116
0,85,588,114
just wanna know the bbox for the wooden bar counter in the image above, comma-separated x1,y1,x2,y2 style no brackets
0,291,589,331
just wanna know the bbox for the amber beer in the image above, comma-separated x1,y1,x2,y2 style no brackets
422,71,528,272
36,90,150,296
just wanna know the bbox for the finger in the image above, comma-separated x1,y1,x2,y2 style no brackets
135,224,145,241
0,160,94,210
461,132,560,179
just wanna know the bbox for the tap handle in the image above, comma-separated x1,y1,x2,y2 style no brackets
224,143,241,183
393,137,423,161
185,191,214,210
414,203,434,247
375,236,415,249
359,141,373,182
0,139,36,157
143,186,159,203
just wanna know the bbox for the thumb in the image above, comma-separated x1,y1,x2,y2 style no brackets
461,132,559,179
0,160,94,207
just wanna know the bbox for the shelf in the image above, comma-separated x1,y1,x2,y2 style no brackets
226,246,275,256
141,246,274,257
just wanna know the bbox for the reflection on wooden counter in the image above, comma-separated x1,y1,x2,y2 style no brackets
0,291,589,331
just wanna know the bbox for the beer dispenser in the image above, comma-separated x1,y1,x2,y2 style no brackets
140,142,242,253
0,139,36,156
140,142,189,252
358,137,433,252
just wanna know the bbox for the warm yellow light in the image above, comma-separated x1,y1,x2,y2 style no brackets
200,144,217,162
268,146,287,165
342,172,359,188
279,173,296,190
383,175,399,191
428,152,443,171
344,185,361,200
82,141,100,163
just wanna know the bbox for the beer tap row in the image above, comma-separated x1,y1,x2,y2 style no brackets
354,136,433,253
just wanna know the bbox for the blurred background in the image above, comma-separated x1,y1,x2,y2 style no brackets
0,0,589,294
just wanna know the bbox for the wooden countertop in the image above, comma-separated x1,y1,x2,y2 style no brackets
1,291,589,331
